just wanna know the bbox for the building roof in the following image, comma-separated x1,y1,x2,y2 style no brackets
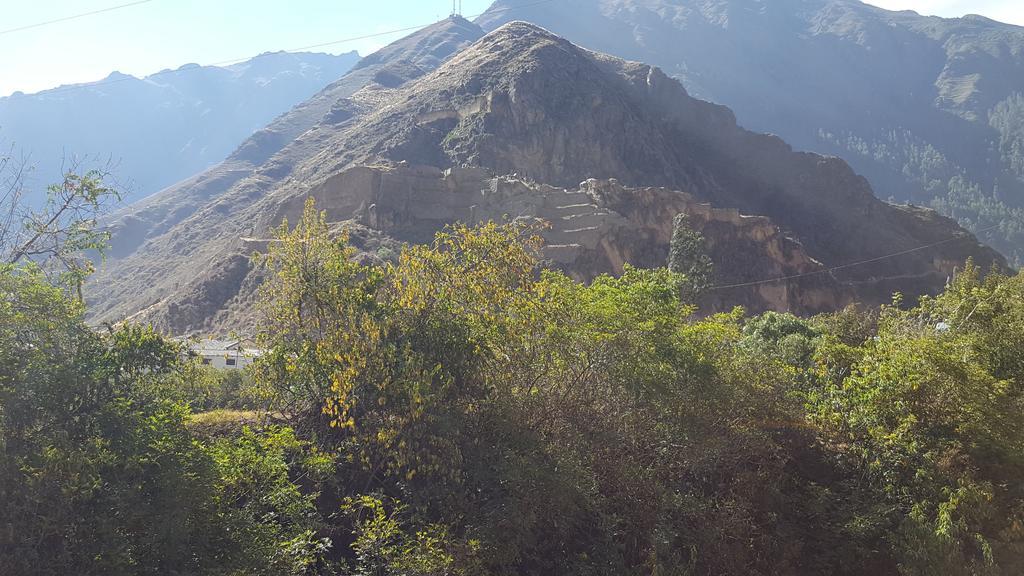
175,337,262,356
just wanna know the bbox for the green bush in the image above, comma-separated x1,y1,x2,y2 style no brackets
0,267,329,576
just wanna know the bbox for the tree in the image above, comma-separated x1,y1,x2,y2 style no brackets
0,266,331,576
0,149,119,294
253,197,385,430
667,213,712,301
807,267,1024,575
252,206,855,575
0,182,328,575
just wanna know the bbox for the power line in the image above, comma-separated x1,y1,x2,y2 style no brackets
709,223,1003,291
244,222,1003,282
474,0,561,18
274,24,436,54
0,0,157,36
24,0,561,97
34,22,431,97
287,0,560,53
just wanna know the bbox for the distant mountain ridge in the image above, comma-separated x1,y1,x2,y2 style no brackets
0,50,360,206
85,19,1003,334
97,17,484,261
478,0,1024,265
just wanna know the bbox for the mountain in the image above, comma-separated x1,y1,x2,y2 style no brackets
0,50,360,206
478,0,1024,265
101,17,484,260
85,19,1002,334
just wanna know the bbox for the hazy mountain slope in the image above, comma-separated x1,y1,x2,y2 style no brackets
87,16,487,323
101,17,484,259
478,0,1024,264
0,50,359,207
86,21,1002,334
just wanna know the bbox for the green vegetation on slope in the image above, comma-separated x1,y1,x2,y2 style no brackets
3,198,1024,574
819,126,1024,265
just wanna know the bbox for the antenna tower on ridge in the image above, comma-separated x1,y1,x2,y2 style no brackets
451,0,462,17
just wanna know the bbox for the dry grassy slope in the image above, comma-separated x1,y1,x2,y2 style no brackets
87,20,1004,334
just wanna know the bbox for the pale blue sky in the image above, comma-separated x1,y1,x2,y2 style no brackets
1,0,1021,97
0,0,494,96
869,0,1024,23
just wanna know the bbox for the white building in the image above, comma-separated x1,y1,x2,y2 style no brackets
187,338,262,370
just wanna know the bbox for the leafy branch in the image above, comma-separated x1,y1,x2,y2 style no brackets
0,151,120,294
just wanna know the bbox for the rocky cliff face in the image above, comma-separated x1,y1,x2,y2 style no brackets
86,20,1002,334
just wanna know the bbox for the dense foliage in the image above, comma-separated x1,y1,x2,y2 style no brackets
3,197,1023,574
0,267,328,575
819,125,1024,266
0,152,121,290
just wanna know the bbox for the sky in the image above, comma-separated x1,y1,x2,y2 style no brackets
0,0,494,97
868,0,1024,23
0,0,1022,98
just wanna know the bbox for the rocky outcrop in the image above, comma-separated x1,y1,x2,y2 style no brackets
308,165,845,310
